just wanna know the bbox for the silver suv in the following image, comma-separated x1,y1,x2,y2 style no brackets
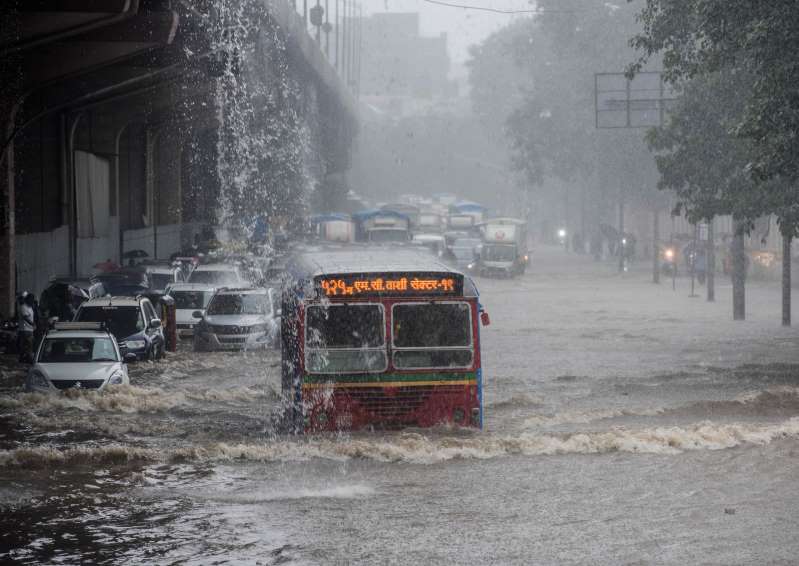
192,287,279,351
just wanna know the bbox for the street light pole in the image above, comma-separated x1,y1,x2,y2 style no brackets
617,189,625,273
324,0,330,56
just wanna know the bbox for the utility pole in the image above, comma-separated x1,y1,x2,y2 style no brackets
356,3,362,98
334,0,339,70
706,218,715,302
315,0,321,43
324,0,330,56
732,217,746,320
652,208,660,284
781,226,792,326
617,189,625,273
342,0,348,85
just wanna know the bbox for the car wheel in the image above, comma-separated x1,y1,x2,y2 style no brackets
155,343,164,360
148,346,156,362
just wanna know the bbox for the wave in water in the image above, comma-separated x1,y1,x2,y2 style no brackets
522,386,799,427
0,384,275,414
3,417,798,468
204,484,375,503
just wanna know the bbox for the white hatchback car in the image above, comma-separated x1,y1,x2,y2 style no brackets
187,263,244,287
26,322,132,392
164,282,217,338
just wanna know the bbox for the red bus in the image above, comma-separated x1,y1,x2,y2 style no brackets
281,247,489,432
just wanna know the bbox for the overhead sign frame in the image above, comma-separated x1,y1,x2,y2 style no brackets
594,72,678,129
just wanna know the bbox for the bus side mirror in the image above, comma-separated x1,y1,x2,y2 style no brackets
480,311,491,326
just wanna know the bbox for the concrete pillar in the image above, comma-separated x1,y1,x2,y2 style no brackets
0,103,18,316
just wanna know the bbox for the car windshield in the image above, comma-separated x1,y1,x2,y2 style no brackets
39,337,118,363
149,273,173,290
189,269,239,285
77,306,144,338
172,290,214,310
207,294,270,315
105,283,149,296
483,244,516,262
305,304,386,373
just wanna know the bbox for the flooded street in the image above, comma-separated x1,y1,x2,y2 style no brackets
2,247,798,565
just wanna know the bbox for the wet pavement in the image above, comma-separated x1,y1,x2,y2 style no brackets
2,246,799,564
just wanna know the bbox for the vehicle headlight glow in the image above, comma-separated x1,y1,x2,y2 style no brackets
28,370,49,389
467,263,474,269
108,369,125,385
557,229,567,238
124,340,146,350
665,249,675,260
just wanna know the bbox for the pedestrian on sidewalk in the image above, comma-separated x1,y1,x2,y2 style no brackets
18,293,35,363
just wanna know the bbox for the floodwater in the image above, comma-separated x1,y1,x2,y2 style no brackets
2,247,799,565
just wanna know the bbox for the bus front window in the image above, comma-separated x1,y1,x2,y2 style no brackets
305,304,387,373
392,303,473,369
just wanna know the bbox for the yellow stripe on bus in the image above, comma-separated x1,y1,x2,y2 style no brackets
302,380,477,390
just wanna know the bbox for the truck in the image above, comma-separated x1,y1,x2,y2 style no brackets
476,218,529,277
310,213,355,243
352,209,411,243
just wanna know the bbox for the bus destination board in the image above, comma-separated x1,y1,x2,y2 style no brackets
317,273,463,297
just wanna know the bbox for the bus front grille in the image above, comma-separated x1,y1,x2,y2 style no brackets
345,385,464,420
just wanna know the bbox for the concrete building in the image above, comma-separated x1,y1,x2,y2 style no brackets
0,1,358,315
359,12,456,115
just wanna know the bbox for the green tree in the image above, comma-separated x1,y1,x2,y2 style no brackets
632,0,799,323
630,0,799,182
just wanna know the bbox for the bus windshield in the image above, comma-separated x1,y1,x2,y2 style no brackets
305,304,386,373
392,302,473,369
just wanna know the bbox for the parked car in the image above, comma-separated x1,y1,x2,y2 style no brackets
164,282,217,338
193,287,279,351
74,296,165,361
93,269,150,297
188,263,244,287
25,322,132,392
140,263,184,294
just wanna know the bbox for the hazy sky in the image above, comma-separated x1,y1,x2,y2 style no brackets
362,0,535,67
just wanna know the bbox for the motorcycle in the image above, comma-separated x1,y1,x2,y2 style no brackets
661,245,677,275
